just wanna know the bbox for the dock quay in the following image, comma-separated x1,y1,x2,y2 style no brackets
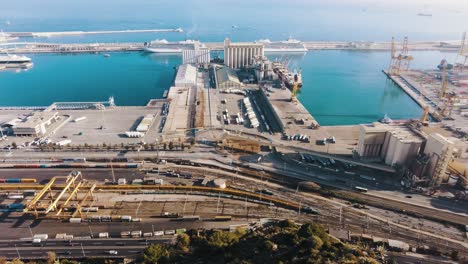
383,70,440,120
0,40,461,54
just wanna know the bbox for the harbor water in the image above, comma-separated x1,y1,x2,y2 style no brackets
0,0,465,125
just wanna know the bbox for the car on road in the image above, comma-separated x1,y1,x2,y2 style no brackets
107,250,118,255
405,195,412,198
58,251,72,255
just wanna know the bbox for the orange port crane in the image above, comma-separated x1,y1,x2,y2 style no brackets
388,36,413,75
455,32,467,72
420,106,429,123
440,62,448,98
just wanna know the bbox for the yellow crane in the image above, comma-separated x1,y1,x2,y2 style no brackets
440,63,448,98
420,106,429,123
388,36,413,75
455,32,467,72
291,82,299,103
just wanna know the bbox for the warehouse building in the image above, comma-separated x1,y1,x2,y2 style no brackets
214,65,242,89
13,111,59,137
356,123,424,166
174,64,197,87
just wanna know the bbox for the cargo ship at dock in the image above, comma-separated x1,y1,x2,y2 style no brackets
272,60,303,89
256,38,307,53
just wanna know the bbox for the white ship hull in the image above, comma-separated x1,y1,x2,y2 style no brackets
264,48,308,53
143,47,183,53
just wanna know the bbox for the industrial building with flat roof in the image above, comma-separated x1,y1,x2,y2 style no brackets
356,123,425,166
13,111,59,136
174,64,197,87
224,38,264,69
214,65,242,89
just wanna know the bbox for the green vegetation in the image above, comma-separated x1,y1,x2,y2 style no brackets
139,220,380,264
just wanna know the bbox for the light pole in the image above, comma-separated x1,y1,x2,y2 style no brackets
88,224,94,238
80,243,86,257
15,244,21,260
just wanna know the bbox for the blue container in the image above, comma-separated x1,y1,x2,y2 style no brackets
8,203,24,209
6,178,21,183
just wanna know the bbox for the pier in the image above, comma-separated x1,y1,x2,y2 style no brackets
0,40,461,54
5,28,183,38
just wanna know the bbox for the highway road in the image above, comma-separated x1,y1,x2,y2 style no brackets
0,237,173,260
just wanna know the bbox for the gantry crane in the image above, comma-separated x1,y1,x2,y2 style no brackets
455,32,467,72
388,36,413,75
440,62,448,99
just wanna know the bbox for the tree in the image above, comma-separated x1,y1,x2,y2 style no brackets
163,143,167,150
47,251,56,264
190,137,196,146
10,259,24,264
208,231,239,249
11,142,17,149
168,142,174,150
143,244,170,264
176,233,190,251
181,144,185,151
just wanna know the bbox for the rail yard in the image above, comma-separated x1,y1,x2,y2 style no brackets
1,29,468,263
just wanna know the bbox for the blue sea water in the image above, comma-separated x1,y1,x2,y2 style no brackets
0,0,466,125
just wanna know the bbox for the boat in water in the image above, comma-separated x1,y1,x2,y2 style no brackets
379,114,393,124
0,54,33,69
103,53,110,58
417,13,432,17
256,38,307,53
143,39,198,53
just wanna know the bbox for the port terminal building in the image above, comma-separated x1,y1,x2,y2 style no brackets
12,111,59,137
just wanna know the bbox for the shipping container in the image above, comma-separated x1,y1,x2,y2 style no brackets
21,178,37,183
214,215,232,221
33,234,48,240
176,228,187,234
7,195,24,199
69,218,82,223
131,231,142,238
132,179,143,185
98,232,109,238
154,231,164,236
81,207,99,212
8,203,24,210
121,215,132,222
6,178,21,183
120,231,131,238
164,230,175,235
